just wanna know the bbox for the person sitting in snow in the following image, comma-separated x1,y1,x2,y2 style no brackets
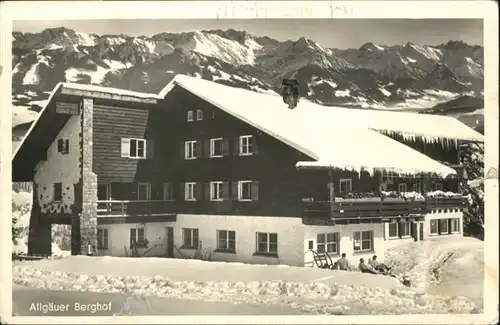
336,253,352,271
358,258,379,275
369,255,392,273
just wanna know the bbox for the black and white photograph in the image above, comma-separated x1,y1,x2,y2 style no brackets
0,1,498,323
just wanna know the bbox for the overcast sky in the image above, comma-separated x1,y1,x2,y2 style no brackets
14,19,483,49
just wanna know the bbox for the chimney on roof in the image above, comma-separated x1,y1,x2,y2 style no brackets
281,78,300,109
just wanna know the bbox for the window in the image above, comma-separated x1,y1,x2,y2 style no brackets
451,218,460,233
430,219,439,234
97,228,108,249
54,183,62,202
353,230,373,252
439,219,449,234
185,141,197,159
434,183,443,191
217,230,236,251
413,181,421,193
388,222,399,238
398,183,407,193
256,232,278,255
196,109,203,121
399,222,411,237
57,138,69,154
210,181,223,201
130,139,146,158
339,179,352,197
163,182,174,201
317,233,339,254
130,228,145,248
121,139,152,159
240,135,253,155
210,138,223,158
187,110,194,122
137,183,151,200
185,182,196,201
237,180,259,201
182,228,199,248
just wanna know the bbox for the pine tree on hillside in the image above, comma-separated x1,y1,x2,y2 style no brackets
460,142,484,239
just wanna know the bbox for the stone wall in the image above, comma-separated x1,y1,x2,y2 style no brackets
77,98,98,254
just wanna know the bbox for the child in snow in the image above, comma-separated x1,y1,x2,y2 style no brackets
358,258,378,275
369,255,392,273
336,253,352,271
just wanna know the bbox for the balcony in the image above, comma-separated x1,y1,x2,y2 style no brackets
303,198,426,220
97,200,176,216
303,195,468,220
426,196,468,211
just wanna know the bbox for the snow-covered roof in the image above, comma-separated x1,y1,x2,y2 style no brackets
160,75,457,177
60,82,159,100
298,104,484,143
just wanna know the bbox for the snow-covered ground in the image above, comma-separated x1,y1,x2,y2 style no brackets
385,236,484,311
13,254,477,315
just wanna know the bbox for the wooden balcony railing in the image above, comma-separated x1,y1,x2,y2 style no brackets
303,196,468,219
425,196,469,210
97,200,176,216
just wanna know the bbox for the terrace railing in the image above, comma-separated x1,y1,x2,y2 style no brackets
97,200,176,216
303,196,468,220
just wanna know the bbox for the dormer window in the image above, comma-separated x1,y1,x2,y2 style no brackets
196,109,204,121
57,138,69,154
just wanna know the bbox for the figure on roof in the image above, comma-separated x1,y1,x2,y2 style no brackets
281,78,299,109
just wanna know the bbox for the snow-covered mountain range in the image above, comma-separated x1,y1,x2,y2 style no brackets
12,27,484,139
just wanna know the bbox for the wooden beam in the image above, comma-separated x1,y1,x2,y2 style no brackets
328,169,335,220
60,88,157,104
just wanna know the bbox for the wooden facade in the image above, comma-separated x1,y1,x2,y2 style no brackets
88,85,467,222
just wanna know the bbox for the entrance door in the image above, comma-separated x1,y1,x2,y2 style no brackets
165,227,174,258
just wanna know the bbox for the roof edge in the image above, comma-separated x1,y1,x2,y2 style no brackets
12,82,64,161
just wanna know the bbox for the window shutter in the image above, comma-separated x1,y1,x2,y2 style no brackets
104,229,108,249
204,140,211,158
231,182,239,200
121,138,131,158
146,140,155,159
57,139,63,152
222,138,230,156
204,182,210,201
130,228,136,246
252,135,259,154
195,182,202,201
222,181,229,200
233,137,240,155
196,141,203,158
180,182,186,201
180,142,186,159
138,228,145,240
64,139,70,153
251,181,259,200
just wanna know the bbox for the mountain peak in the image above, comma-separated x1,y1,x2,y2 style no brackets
359,42,385,51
